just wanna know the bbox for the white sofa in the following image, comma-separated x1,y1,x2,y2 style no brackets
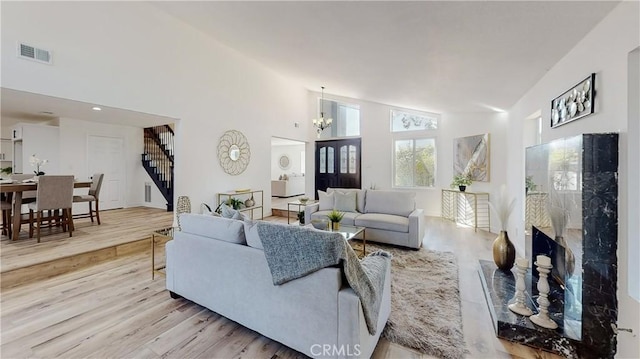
271,176,305,197
305,188,424,249
166,214,391,358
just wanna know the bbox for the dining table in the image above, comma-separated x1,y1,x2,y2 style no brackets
0,180,92,241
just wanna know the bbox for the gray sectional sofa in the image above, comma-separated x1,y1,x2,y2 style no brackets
166,214,391,358
305,188,424,249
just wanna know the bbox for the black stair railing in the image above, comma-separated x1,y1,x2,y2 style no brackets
142,125,174,211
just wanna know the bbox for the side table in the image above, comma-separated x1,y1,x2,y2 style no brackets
287,200,317,224
151,227,174,280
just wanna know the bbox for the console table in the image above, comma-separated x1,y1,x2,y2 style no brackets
217,189,264,220
441,189,490,232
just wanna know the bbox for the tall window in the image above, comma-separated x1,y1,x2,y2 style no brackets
393,138,437,188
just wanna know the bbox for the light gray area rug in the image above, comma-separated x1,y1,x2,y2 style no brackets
367,243,466,359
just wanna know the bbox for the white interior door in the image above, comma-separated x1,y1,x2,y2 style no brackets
87,135,124,210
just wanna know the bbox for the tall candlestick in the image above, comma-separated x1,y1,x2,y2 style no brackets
536,254,551,266
509,257,533,316
530,260,558,329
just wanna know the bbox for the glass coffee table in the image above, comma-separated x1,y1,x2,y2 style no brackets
329,225,366,258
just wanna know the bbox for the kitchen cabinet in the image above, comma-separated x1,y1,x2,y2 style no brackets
12,123,59,175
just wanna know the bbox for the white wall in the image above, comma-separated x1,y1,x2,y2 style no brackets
627,47,639,303
506,2,639,356
305,91,508,226
307,92,507,221
1,1,310,218
58,117,167,210
271,144,305,180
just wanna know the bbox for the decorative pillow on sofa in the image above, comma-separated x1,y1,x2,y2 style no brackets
180,214,246,244
334,191,357,212
243,219,291,250
244,219,262,249
220,203,246,221
365,190,416,217
327,188,365,213
318,190,334,211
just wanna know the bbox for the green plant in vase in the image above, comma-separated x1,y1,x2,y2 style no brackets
225,197,244,210
525,175,537,194
451,173,473,192
327,209,345,230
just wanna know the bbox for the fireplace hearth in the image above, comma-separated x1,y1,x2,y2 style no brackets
480,133,618,358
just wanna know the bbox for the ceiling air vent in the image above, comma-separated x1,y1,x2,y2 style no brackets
18,43,52,64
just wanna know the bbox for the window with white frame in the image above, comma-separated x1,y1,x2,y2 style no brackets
391,108,439,188
393,137,437,188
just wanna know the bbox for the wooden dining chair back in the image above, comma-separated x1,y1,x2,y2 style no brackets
28,175,75,242
73,173,104,225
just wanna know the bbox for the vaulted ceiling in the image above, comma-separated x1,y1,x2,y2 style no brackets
154,1,619,113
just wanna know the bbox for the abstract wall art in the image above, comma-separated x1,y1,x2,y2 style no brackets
453,133,490,181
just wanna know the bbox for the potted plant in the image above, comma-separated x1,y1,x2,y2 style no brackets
297,211,305,225
29,154,48,176
225,197,244,210
525,175,537,194
0,166,12,177
451,173,473,192
327,209,345,230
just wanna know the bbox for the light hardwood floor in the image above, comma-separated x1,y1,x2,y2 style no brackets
1,214,562,358
1,207,174,289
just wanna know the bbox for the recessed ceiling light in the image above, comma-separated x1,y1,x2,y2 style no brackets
92,106,102,111
39,111,54,115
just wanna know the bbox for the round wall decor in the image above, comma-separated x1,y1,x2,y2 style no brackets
279,155,291,170
217,130,251,175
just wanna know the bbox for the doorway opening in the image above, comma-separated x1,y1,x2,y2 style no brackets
270,137,306,218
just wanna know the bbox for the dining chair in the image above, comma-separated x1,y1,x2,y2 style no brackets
73,173,104,225
1,199,12,238
28,175,75,242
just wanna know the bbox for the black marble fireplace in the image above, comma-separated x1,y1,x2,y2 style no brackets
480,133,619,358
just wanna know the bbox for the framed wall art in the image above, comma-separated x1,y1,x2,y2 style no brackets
551,73,595,128
453,133,490,182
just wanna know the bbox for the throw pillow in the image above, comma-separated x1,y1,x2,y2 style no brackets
334,191,357,212
318,190,334,211
244,219,262,249
220,203,246,220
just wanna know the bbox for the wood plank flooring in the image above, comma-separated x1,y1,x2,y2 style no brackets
1,215,562,359
1,207,174,289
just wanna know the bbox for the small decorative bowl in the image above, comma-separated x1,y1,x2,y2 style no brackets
299,197,309,204
311,218,329,230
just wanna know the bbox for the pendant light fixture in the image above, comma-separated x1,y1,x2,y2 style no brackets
312,86,333,138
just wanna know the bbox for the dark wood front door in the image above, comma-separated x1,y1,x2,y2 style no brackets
315,138,361,198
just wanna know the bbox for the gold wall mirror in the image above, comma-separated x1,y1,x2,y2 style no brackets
217,130,250,175
279,155,291,170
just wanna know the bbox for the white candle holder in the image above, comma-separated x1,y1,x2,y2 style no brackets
530,259,558,329
509,259,533,316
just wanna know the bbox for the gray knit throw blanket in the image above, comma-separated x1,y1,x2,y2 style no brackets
257,222,391,335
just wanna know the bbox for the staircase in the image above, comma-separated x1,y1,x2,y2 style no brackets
142,125,174,211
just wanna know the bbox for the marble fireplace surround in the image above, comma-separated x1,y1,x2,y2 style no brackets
480,133,619,359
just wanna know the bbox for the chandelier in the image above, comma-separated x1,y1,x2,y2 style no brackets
312,86,333,138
